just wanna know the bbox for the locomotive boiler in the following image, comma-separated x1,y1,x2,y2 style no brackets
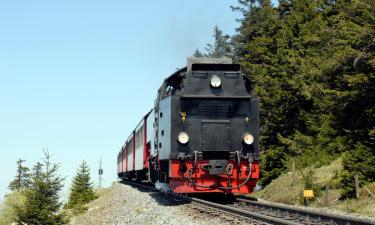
117,57,260,194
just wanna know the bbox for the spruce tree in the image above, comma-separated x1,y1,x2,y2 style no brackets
192,26,233,58
233,0,288,185
16,151,66,225
67,161,97,210
325,0,375,198
9,159,31,191
193,49,204,57
31,161,43,184
204,26,233,58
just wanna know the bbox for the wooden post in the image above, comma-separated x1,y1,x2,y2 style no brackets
324,184,329,206
355,174,360,199
291,158,296,183
304,197,309,206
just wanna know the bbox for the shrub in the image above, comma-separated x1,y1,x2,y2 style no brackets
0,190,27,224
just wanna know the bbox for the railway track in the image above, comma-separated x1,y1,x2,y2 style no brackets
120,180,375,225
234,196,375,225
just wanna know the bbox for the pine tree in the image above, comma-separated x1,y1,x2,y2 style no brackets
67,161,97,210
233,0,288,185
193,49,204,57
324,0,375,198
16,150,66,225
9,159,31,191
204,26,233,58
192,26,233,58
32,161,43,184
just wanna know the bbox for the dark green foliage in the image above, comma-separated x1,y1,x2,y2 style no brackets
259,147,288,185
339,170,357,199
232,0,375,196
193,26,233,58
9,159,31,191
67,161,97,212
16,151,66,225
340,144,375,198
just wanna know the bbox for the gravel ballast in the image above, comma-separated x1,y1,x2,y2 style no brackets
69,182,231,225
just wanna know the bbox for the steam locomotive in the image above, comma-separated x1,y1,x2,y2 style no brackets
117,58,260,194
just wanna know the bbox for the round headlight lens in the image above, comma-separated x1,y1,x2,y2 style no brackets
178,132,189,144
210,75,221,88
243,133,254,145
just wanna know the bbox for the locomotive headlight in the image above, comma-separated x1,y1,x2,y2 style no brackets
243,133,254,145
210,75,221,88
178,132,189,144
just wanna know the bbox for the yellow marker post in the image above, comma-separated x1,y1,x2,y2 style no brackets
303,189,314,206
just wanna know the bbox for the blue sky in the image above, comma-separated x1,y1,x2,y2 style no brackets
0,1,276,200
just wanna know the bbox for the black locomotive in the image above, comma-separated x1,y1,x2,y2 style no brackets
117,57,260,194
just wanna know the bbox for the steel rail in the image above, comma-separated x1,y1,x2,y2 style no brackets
235,196,375,225
189,196,301,225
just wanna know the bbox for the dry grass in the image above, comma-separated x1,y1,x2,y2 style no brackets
331,182,375,216
252,158,343,205
251,171,305,205
314,158,342,186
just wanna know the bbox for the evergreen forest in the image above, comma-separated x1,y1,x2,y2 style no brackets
196,0,375,198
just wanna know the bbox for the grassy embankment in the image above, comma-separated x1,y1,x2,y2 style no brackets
251,158,375,217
